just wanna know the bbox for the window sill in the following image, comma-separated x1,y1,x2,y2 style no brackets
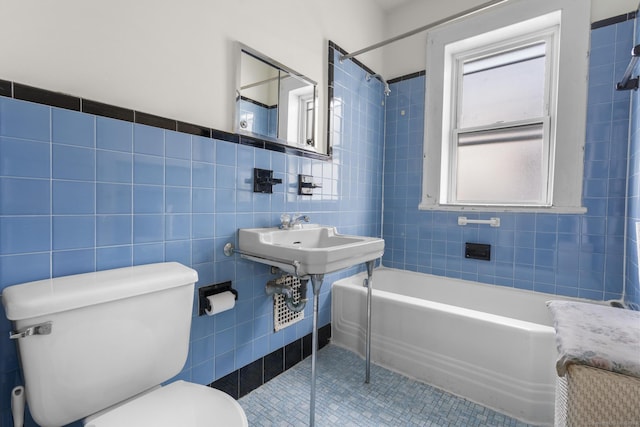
418,203,587,214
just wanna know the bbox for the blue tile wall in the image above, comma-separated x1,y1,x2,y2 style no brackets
0,47,384,424
383,19,634,302
625,15,640,310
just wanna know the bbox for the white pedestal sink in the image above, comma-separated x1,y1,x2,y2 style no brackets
231,224,384,426
237,224,384,276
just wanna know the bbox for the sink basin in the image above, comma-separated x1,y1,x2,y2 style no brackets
238,225,384,276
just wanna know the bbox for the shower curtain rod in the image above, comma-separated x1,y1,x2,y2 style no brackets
339,0,509,62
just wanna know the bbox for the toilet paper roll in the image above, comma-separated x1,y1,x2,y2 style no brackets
205,291,236,316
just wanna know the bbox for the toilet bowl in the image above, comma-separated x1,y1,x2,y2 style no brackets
85,381,247,427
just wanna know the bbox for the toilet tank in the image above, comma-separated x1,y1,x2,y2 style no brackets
1,262,198,427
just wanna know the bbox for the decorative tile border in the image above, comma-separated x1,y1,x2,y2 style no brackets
388,70,426,85
0,79,329,161
591,11,637,30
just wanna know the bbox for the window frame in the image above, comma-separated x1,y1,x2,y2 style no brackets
445,30,557,207
420,0,590,213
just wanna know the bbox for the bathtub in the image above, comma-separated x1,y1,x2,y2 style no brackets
331,268,578,426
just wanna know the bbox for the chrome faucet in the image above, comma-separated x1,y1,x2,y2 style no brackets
280,213,310,229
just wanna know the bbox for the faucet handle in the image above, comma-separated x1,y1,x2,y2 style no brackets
280,213,291,229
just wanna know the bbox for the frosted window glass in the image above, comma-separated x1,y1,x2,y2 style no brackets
460,47,546,129
456,124,543,203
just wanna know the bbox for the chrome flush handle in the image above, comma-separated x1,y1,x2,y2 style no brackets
10,321,52,340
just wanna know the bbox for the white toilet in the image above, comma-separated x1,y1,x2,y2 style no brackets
2,262,248,427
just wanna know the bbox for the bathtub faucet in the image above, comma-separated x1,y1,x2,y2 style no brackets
280,213,310,230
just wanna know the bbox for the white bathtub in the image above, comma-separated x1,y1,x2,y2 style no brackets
332,268,578,426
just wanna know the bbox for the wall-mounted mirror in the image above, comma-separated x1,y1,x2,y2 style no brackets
235,43,319,153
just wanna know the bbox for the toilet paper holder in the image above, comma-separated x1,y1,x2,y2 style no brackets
198,281,238,316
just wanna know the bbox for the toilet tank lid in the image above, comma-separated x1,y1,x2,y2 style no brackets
2,262,198,321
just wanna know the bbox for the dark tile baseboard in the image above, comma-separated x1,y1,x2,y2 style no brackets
210,323,331,399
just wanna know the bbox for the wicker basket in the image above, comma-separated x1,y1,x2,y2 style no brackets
555,364,640,427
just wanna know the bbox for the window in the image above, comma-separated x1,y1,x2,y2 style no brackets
421,0,589,213
299,94,316,146
285,86,317,147
448,34,554,206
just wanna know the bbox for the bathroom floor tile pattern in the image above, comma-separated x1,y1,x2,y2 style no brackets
238,345,534,426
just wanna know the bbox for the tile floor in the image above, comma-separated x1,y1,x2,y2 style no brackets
238,345,534,426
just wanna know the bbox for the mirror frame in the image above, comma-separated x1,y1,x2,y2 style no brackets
234,42,320,154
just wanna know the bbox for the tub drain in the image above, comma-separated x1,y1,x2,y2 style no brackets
273,275,304,331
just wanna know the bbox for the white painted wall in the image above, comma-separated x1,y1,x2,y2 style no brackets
1,0,635,144
0,0,386,151
382,0,638,79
